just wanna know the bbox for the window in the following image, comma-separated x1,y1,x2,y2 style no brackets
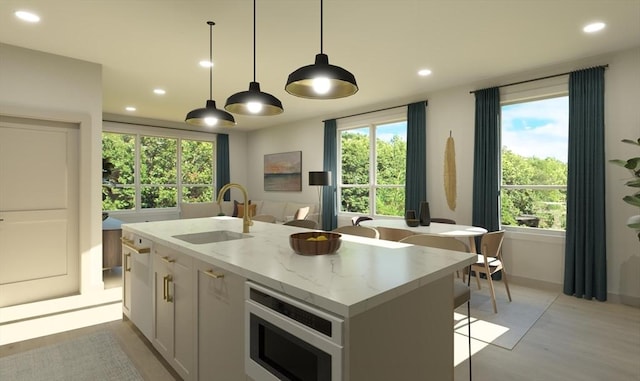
102,128,214,212
338,113,407,217
500,96,568,230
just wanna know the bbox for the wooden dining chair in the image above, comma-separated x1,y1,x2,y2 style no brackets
376,226,416,242
332,225,379,239
470,230,512,313
399,235,469,278
283,219,318,229
398,233,472,378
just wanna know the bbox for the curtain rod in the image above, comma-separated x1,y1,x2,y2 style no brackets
103,118,222,135
469,64,609,94
322,100,427,123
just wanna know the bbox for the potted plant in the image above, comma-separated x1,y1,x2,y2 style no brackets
610,137,640,241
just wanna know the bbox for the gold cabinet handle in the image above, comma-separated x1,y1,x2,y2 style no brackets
121,237,150,254
161,256,175,264
165,275,173,303
124,253,131,272
202,269,224,279
162,275,168,301
162,274,174,302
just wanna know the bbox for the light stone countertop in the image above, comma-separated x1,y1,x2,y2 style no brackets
122,216,476,318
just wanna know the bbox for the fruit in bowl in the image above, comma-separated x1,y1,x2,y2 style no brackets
289,232,341,256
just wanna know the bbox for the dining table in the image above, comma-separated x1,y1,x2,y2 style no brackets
359,219,487,253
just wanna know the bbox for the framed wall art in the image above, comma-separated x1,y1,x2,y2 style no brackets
264,151,302,191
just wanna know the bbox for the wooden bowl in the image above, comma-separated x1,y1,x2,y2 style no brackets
289,232,342,256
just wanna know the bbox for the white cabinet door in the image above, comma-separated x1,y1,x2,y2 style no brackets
123,250,132,316
122,234,152,340
153,244,194,381
195,259,245,381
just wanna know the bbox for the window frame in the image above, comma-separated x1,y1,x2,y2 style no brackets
102,121,217,215
499,76,569,236
336,108,407,219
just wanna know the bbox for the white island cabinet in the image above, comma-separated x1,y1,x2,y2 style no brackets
121,233,153,340
122,216,476,381
152,244,194,381
195,259,245,380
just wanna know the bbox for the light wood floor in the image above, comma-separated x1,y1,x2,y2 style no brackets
455,293,640,381
1,286,638,381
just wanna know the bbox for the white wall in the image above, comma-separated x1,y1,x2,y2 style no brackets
0,43,104,294
603,48,640,305
247,47,640,305
247,121,325,207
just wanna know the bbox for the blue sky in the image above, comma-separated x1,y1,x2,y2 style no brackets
376,121,407,142
347,100,568,163
501,96,569,163
344,121,407,143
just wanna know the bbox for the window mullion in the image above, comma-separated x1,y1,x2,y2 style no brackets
370,124,376,215
134,132,141,211
177,138,182,204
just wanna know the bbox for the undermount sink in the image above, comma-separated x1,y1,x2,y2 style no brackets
172,230,251,244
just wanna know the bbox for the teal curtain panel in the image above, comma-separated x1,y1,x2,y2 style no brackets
405,101,427,214
323,119,338,230
216,133,231,201
472,87,501,232
563,66,607,301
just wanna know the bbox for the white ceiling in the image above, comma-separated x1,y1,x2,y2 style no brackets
1,0,639,132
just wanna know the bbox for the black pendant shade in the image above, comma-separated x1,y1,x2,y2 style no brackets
185,21,236,128
225,82,283,115
285,0,358,100
286,53,358,99
225,0,283,116
186,99,236,127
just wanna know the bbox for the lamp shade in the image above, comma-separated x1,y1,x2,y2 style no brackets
286,54,358,99
309,171,331,186
185,21,236,128
186,99,236,128
225,82,284,116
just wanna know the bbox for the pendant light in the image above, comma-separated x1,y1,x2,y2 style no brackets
185,21,236,128
225,0,283,116
285,0,358,99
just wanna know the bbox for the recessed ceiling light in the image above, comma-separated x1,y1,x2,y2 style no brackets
153,88,166,95
583,22,605,33
199,60,213,68
125,106,136,112
15,10,40,23
418,69,432,76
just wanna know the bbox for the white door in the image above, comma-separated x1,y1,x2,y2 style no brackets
0,117,79,307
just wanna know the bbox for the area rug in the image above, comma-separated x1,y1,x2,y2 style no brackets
454,281,559,350
0,330,143,381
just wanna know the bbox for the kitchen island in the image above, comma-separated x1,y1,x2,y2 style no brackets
122,216,475,381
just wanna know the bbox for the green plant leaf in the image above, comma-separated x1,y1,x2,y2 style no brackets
609,159,627,167
626,178,640,187
621,138,640,146
623,195,640,207
624,157,640,170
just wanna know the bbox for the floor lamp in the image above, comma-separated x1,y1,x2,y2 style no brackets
309,171,331,229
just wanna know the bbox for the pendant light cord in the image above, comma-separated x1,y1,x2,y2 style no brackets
253,0,257,81
319,0,323,54
208,21,214,100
